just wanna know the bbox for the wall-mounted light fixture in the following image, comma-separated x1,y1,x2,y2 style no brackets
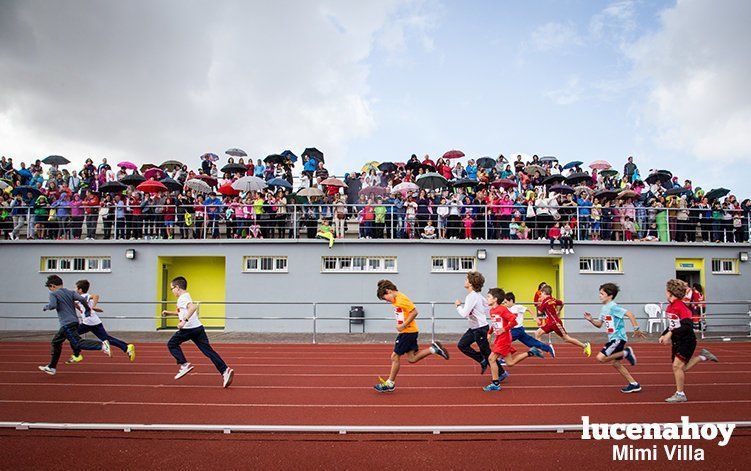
740,252,749,262
125,249,136,260
476,249,487,261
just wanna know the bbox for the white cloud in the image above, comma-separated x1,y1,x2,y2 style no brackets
545,76,582,105
529,21,583,52
626,0,751,163
589,0,636,43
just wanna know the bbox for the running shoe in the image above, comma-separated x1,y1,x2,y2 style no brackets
483,383,501,392
65,354,83,364
498,371,510,383
583,342,592,357
548,343,556,358
480,359,489,375
499,358,506,365
222,368,234,388
528,347,544,358
665,392,687,403
701,348,719,362
374,381,395,393
621,383,642,393
174,362,194,380
38,365,56,375
431,341,450,360
101,340,112,357
127,344,136,362
624,347,636,366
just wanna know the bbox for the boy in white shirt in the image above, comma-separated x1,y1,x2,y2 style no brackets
502,292,556,357
162,276,234,388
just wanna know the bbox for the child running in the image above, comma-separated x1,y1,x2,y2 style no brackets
534,284,591,356
38,275,111,375
659,279,718,403
374,279,449,392
502,292,555,357
483,288,544,391
455,271,506,378
66,279,135,364
162,276,234,388
584,283,646,393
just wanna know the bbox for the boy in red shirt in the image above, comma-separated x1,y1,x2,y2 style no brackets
534,284,591,356
659,279,718,403
483,288,544,391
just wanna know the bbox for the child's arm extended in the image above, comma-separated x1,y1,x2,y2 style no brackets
89,294,104,313
625,311,647,338
584,312,603,328
398,308,418,332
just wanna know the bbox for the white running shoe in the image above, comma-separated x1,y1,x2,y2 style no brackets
665,392,687,403
175,363,194,380
101,340,112,357
38,365,56,375
569,249,575,254
222,368,234,388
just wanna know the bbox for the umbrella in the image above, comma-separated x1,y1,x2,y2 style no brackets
42,155,69,166
665,187,692,197
539,156,558,163
143,167,166,180
201,153,219,162
594,189,618,201
477,157,496,169
99,181,127,193
267,178,293,190
159,177,183,192
231,176,267,193
359,186,389,197
600,169,619,178
280,150,298,162
196,174,218,188
645,171,672,185
218,183,240,196
297,187,324,197
117,161,137,170
415,172,449,191
378,162,397,173
562,160,583,170
565,172,591,186
11,186,41,198
160,160,183,171
491,179,518,190
320,177,347,188
185,179,212,194
452,178,478,188
442,150,465,160
361,161,380,173
524,164,545,176
617,189,638,200
221,163,248,174
264,154,286,165
140,163,157,173
550,184,575,195
705,188,730,202
574,186,594,196
119,173,146,186
589,160,612,170
420,163,436,172
391,182,419,194
541,174,566,186
225,148,247,157
0,180,10,190
136,180,168,194
302,147,324,164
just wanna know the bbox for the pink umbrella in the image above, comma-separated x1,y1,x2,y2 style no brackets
320,177,347,187
144,167,166,180
589,160,612,170
117,161,137,170
443,150,465,160
359,186,388,197
491,178,517,189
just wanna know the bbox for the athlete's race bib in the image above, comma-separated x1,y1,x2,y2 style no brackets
603,314,614,334
395,308,405,325
667,313,681,330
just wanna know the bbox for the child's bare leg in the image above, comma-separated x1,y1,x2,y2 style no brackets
489,352,500,380
534,329,545,341
612,360,637,383
672,357,687,391
683,355,703,371
405,348,433,364
505,351,532,366
387,352,401,383
597,351,626,363
562,333,586,349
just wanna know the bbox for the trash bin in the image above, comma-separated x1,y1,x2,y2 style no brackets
349,306,364,333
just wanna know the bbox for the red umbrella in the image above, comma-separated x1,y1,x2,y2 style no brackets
491,178,517,189
144,167,166,180
443,150,465,160
136,180,168,194
218,183,240,196
196,174,218,187
589,160,612,170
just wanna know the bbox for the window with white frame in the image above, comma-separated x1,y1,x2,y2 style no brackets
41,256,111,273
431,256,476,273
321,256,397,273
579,257,623,274
711,258,738,274
243,256,288,273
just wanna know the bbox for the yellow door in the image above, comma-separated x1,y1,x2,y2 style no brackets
156,256,226,329
497,257,563,328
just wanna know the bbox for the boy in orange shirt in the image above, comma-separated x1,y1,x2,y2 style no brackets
374,279,449,392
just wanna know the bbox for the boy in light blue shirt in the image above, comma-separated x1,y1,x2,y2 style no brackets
584,283,646,393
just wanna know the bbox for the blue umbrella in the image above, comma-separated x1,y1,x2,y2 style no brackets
562,160,583,170
281,150,298,162
267,178,293,189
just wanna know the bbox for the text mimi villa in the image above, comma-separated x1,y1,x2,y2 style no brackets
580,416,736,462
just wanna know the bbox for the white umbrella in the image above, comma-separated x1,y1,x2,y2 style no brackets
391,182,419,193
298,187,324,197
185,178,211,194
0,180,10,190
232,176,267,193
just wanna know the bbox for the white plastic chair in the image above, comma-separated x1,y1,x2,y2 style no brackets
645,304,664,333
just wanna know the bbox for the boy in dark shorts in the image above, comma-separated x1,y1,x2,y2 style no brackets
659,279,718,403
374,279,449,392
584,283,646,393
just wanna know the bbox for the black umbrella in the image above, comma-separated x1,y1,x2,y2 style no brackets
221,163,248,174
160,160,183,171
565,172,591,186
594,189,618,201
452,178,478,188
42,155,70,166
542,174,566,186
415,172,448,191
225,148,247,157
119,173,146,186
99,181,127,193
280,150,298,162
11,186,41,198
378,162,397,173
420,163,436,172
665,187,692,197
302,147,324,164
264,154,286,165
705,188,730,201
405,160,421,170
600,169,619,178
645,171,672,185
159,177,183,192
550,184,575,194
477,157,496,169
140,163,157,173
539,156,558,163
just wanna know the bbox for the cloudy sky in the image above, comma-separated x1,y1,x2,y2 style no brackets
1,0,749,196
